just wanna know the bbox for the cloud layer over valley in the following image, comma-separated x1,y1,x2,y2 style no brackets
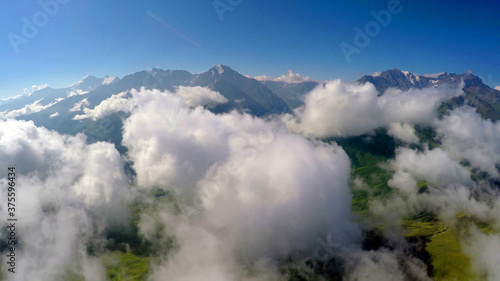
1,79,499,280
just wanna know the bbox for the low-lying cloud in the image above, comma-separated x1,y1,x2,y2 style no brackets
0,119,129,280
0,98,63,119
2,81,499,280
284,79,463,138
254,70,314,84
73,87,227,121
120,88,431,280
434,106,500,179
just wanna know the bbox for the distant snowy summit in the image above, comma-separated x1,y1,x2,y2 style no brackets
358,68,500,120
71,74,119,91
358,68,491,93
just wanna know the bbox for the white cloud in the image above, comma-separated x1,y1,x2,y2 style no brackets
253,75,271,81
368,145,496,228
122,89,244,189
69,98,91,112
370,144,500,244
147,213,241,281
434,106,500,178
345,251,406,281
1,94,23,102
67,89,89,97
0,98,63,119
7,78,498,279
23,84,49,96
387,122,419,143
388,148,472,191
494,86,500,91
254,70,314,83
198,135,358,258
121,88,370,279
464,228,500,281
32,83,49,92
284,79,463,138
175,86,228,107
0,119,129,280
0,82,454,280
50,112,60,118
73,87,228,121
364,104,500,281
73,92,129,120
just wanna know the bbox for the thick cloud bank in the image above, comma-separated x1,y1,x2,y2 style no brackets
0,120,129,280
0,98,63,119
1,87,382,280
3,81,498,280
121,88,365,279
282,79,500,280
434,106,500,179
370,106,500,279
73,86,227,121
254,70,314,84
285,79,462,138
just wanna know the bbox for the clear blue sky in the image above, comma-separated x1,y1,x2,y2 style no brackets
0,0,499,98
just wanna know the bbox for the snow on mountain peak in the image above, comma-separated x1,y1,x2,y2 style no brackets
401,70,420,83
71,74,117,91
422,72,446,79
215,64,224,75
71,75,93,88
102,76,118,85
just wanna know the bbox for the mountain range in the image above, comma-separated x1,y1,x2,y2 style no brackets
1,65,498,150
358,68,500,120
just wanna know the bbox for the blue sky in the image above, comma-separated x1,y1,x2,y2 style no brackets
0,0,499,98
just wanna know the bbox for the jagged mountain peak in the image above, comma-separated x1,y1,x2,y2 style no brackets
192,65,246,85
357,68,500,121
71,74,113,91
71,74,96,86
190,64,290,115
207,64,238,76
102,75,119,86
359,68,494,93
